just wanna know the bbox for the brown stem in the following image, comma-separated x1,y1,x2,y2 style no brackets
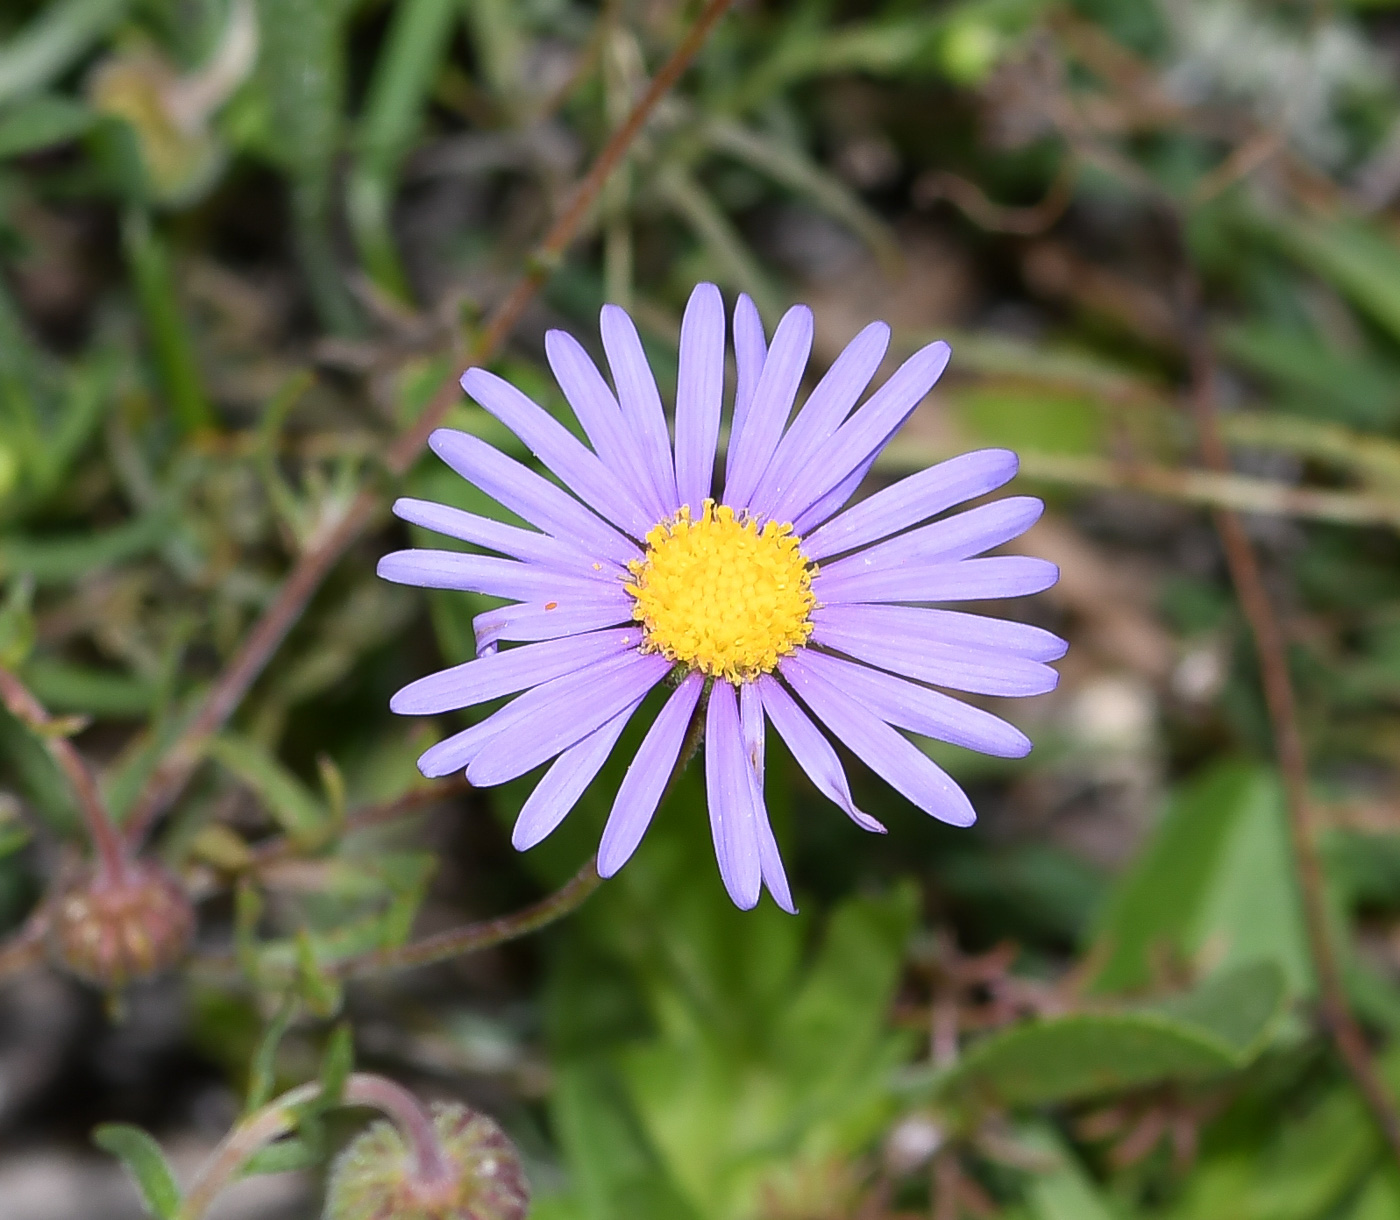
0,666,129,885
1186,336,1400,1165
334,854,602,979
122,0,736,849
342,1074,453,1189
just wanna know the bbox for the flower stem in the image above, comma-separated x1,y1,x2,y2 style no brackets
342,1074,453,1189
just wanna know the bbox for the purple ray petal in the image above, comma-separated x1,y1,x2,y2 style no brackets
802,449,1020,561
512,700,640,850
729,294,767,455
818,498,1044,584
390,627,641,715
545,329,670,523
791,452,876,536
706,681,762,909
467,652,672,786
673,283,725,512
597,672,704,877
417,650,662,778
472,594,634,655
378,550,619,601
796,649,1033,757
740,682,794,913
749,321,889,517
772,340,951,525
723,304,813,510
757,675,884,832
600,304,680,514
462,368,653,540
813,556,1060,605
813,603,1065,662
780,652,976,827
428,428,641,566
393,497,617,577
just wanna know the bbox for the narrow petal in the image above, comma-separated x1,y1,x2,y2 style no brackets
390,627,640,715
812,603,1067,663
729,293,767,453
462,368,653,539
429,428,640,566
418,650,661,778
791,649,1032,758
597,672,704,877
723,304,813,510
393,497,616,577
512,701,640,850
812,556,1060,605
467,652,672,786
802,449,1019,561
757,675,884,832
545,329,670,523
780,652,976,827
673,283,725,512
791,453,876,536
741,682,794,913
772,340,952,525
601,303,680,513
818,498,1044,583
472,594,634,655
378,550,618,601
705,682,762,909
749,321,889,517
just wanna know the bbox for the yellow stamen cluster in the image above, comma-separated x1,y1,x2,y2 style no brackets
626,500,816,683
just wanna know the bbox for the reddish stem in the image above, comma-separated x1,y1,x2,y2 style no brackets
343,1074,454,1190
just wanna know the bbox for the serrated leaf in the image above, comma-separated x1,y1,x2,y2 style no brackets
93,1123,181,1219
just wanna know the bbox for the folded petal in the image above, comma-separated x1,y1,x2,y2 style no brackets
393,497,617,577
723,304,813,510
740,681,794,913
812,602,1066,663
729,293,767,455
674,283,725,512
512,702,640,850
546,328,670,523
472,594,635,655
601,303,680,514
467,651,672,786
772,340,951,525
390,627,640,715
705,681,762,909
757,674,884,833
780,652,976,827
597,672,704,877
794,649,1033,758
818,497,1044,581
750,320,889,517
812,556,1060,605
462,368,654,540
802,449,1019,561
429,428,641,566
378,549,618,601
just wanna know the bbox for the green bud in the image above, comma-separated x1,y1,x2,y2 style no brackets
325,1103,529,1220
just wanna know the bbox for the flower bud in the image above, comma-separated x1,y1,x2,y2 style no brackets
325,1103,529,1220
47,860,196,988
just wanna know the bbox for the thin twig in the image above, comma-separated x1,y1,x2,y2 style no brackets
1185,331,1400,1164
0,666,128,884
122,0,736,847
333,855,601,979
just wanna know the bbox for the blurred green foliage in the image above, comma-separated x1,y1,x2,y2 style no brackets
6,0,1400,1217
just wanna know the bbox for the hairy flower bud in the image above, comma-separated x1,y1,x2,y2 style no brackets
325,1102,529,1220
47,860,195,988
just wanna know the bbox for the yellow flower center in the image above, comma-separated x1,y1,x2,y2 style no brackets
626,500,816,683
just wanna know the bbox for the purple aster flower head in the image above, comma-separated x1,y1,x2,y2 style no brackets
378,283,1063,912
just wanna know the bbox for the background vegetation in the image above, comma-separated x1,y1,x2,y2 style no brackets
4,0,1400,1216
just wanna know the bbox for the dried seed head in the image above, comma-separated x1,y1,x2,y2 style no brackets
325,1103,529,1220
47,860,195,988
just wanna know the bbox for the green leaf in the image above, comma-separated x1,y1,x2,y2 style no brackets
1146,959,1286,1058
207,733,330,845
241,1137,323,1177
295,929,344,1018
245,995,299,1113
92,1124,181,1219
0,94,93,159
319,1022,354,1107
0,0,130,107
1018,1124,1118,1220
0,510,175,585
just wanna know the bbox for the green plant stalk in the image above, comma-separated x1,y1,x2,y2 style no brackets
292,181,361,337
348,0,457,302
122,209,214,436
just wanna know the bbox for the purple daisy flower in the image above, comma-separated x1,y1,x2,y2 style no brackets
379,283,1063,912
